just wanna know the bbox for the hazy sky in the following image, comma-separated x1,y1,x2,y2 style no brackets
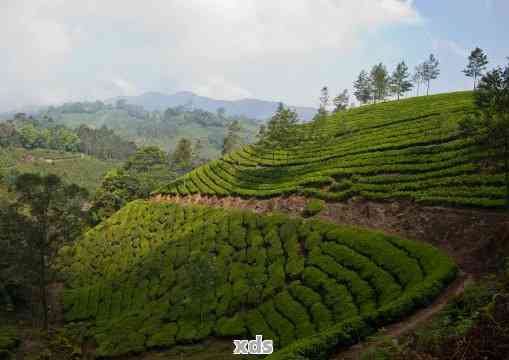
1,0,508,112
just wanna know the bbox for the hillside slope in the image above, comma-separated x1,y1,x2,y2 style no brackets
44,108,258,158
58,201,456,358
0,148,119,194
159,92,507,209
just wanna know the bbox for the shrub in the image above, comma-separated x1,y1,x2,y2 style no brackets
303,199,325,217
216,315,246,337
60,201,457,358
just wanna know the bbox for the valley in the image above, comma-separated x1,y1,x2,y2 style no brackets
1,12,508,357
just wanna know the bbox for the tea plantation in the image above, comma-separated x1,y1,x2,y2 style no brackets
0,148,119,194
58,201,457,359
158,92,507,208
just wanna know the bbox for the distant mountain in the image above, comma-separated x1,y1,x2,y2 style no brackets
108,91,317,121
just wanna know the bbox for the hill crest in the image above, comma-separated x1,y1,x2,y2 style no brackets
108,91,317,121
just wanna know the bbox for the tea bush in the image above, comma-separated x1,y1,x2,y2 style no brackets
58,201,457,358
158,92,507,209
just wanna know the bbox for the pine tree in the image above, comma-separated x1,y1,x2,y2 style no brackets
333,90,349,112
463,47,489,89
266,103,299,143
477,62,509,209
353,70,373,105
222,120,242,155
318,86,330,116
257,124,266,144
390,61,413,100
412,64,425,96
172,138,193,170
422,54,440,96
265,103,299,162
370,63,390,103
11,174,87,331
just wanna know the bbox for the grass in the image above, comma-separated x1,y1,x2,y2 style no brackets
0,148,120,194
158,92,507,209
57,200,457,358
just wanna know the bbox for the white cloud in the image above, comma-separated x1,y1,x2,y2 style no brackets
193,76,252,100
0,0,420,111
432,39,468,58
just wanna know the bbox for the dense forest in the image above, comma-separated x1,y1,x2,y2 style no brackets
0,113,137,160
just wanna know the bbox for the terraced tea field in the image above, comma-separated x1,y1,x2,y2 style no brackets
0,148,119,194
158,92,507,209
58,201,457,359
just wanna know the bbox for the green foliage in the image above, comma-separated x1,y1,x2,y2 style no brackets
172,138,193,171
58,201,457,358
354,70,373,105
370,63,391,102
261,103,299,148
0,326,19,358
222,120,242,155
302,199,325,217
463,47,489,89
159,92,507,209
0,114,137,160
0,147,118,194
390,61,413,100
39,103,259,159
90,146,176,222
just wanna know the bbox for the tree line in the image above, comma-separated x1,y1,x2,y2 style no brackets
317,47,490,109
0,113,138,160
351,54,440,105
459,55,509,208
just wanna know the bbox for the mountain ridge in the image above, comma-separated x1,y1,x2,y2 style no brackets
108,91,317,121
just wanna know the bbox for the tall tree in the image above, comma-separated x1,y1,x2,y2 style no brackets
172,138,193,170
192,138,206,166
412,64,425,96
318,86,330,116
370,63,390,103
263,103,299,163
257,124,266,144
422,54,440,95
459,61,509,209
390,61,413,100
463,47,489,89
476,61,509,208
222,120,242,155
353,70,373,104
333,90,349,112
265,103,299,144
12,174,87,330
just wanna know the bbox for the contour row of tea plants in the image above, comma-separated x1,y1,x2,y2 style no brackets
159,92,506,209
57,201,457,358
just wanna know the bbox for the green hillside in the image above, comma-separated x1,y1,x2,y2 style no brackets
45,107,259,159
58,201,456,358
159,92,506,208
0,148,119,193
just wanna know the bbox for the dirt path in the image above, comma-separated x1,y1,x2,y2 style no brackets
331,273,472,360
